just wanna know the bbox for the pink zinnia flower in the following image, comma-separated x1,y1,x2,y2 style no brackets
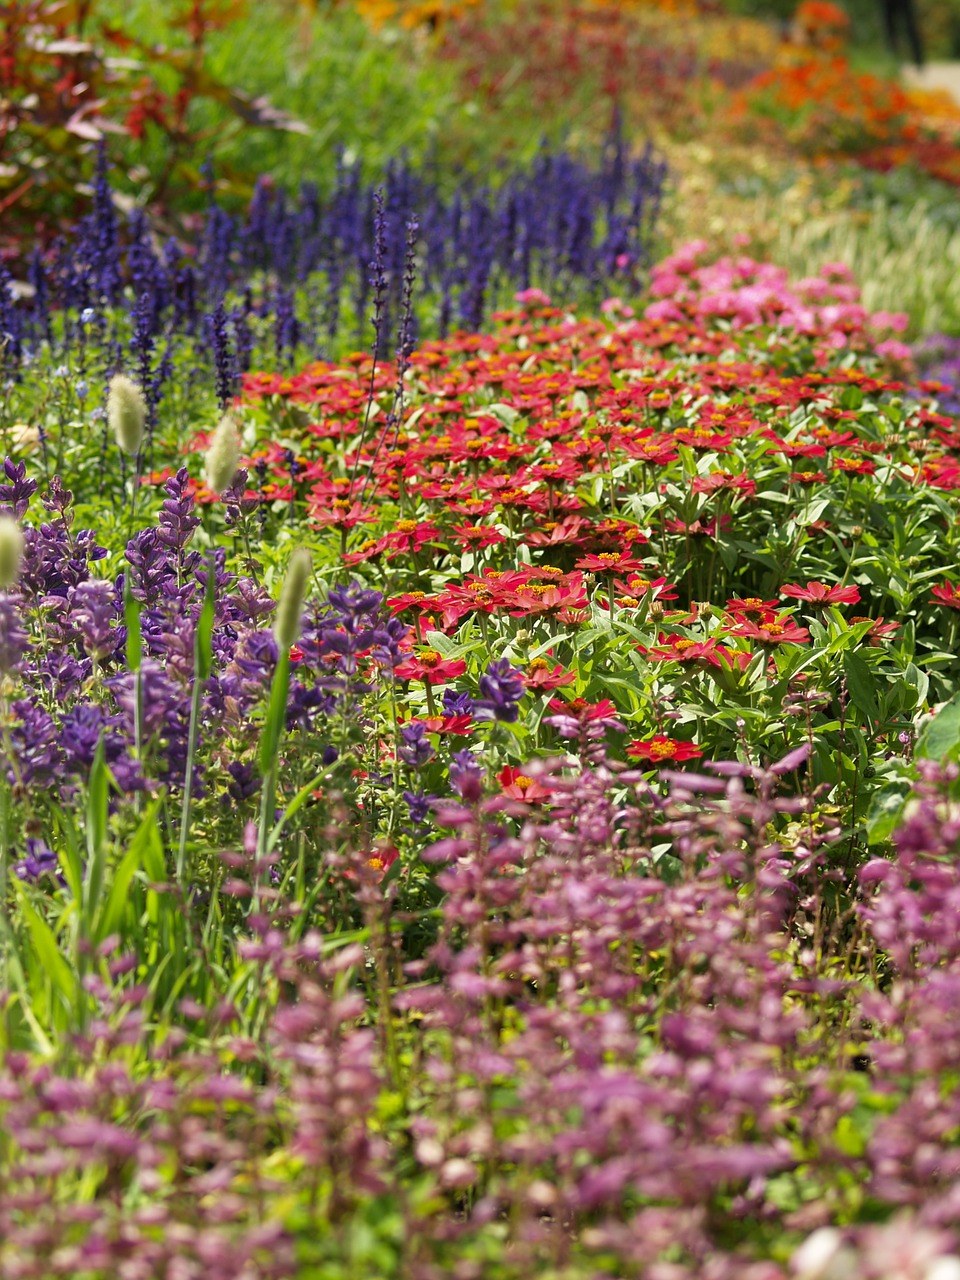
780,581,861,606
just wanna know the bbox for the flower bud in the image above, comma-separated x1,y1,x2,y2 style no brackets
107,374,146,457
204,412,243,496
273,548,312,652
0,515,24,588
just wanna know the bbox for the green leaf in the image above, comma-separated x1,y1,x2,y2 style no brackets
267,766,336,852
95,800,162,943
196,560,217,682
865,783,911,845
14,887,77,1013
918,692,960,761
903,662,930,709
259,649,292,778
833,1115,867,1158
83,738,109,928
124,576,142,672
843,651,879,724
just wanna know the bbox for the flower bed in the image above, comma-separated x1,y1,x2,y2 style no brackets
0,230,960,1275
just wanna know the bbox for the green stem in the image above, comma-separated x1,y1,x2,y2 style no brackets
176,674,204,887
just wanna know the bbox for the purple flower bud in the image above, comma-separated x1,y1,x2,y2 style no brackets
14,837,60,883
475,658,525,723
442,689,475,717
399,721,434,768
449,748,484,802
0,592,28,673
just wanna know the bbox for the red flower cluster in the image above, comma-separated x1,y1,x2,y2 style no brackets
177,259,940,783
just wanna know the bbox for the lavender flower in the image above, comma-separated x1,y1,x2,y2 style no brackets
0,458,37,519
399,721,433,768
0,593,26,673
14,838,60,883
449,748,484,802
475,658,525,723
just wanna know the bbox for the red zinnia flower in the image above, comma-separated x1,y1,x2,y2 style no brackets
724,596,780,617
833,456,876,476
497,766,552,803
504,573,589,619
781,582,861,606
575,550,649,574
931,582,960,611
608,575,679,610
343,844,399,884
850,616,900,645
728,616,811,646
626,736,703,764
546,696,622,728
451,524,506,550
645,634,744,669
394,648,468,683
522,659,577,691
399,714,474,737
387,591,438,615
663,515,732,538
525,516,594,548
690,471,756,497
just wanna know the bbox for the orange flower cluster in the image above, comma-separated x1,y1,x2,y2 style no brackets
738,56,914,154
355,0,479,31
792,0,850,50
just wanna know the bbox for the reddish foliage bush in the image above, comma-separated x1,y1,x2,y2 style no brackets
0,0,306,244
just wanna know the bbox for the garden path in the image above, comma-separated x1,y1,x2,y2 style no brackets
902,60,960,105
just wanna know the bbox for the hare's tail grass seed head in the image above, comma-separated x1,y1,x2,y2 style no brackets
107,374,147,457
274,549,312,651
0,516,23,588
204,413,243,496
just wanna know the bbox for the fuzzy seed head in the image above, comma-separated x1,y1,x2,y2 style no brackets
0,516,24,588
107,374,146,457
274,548,312,651
204,413,243,495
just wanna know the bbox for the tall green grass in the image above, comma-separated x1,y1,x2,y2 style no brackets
771,192,960,336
